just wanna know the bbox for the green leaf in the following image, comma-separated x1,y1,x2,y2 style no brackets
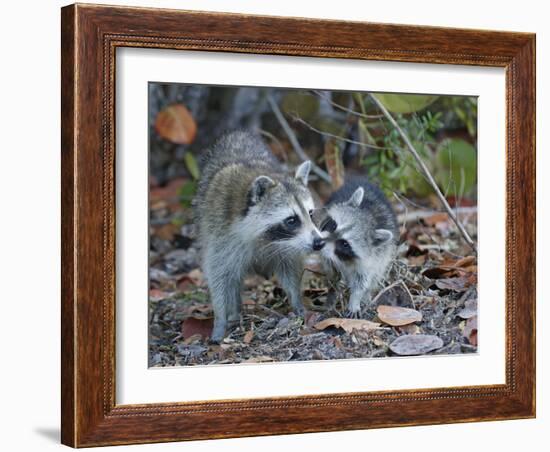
280,92,320,120
434,138,477,197
373,94,439,114
184,152,200,180
178,180,197,207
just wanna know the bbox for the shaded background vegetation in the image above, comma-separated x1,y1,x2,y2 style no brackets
148,84,477,206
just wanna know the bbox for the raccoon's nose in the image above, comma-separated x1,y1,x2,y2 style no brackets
312,238,325,251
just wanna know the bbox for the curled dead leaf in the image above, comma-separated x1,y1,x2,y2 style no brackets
377,305,422,326
314,317,380,334
155,104,197,144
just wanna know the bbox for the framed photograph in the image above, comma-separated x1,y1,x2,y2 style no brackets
61,3,536,447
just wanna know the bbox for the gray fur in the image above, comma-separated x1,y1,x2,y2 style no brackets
316,178,398,316
195,130,322,342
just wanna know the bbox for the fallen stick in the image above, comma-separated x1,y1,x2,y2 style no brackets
396,206,478,224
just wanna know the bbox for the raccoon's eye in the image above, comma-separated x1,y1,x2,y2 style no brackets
321,217,337,233
308,210,313,218
335,239,356,261
284,215,301,229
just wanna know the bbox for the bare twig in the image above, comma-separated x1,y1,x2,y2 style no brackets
393,191,434,212
369,94,477,253
311,90,384,119
291,115,391,151
266,95,331,183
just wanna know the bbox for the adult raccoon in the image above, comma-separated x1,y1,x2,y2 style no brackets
195,130,325,342
316,177,398,317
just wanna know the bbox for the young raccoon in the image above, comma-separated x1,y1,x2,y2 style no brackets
195,130,325,342
316,178,398,317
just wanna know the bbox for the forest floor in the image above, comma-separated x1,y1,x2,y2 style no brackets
148,177,478,367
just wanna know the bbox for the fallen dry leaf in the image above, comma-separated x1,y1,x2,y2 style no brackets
398,324,421,335
458,299,478,319
177,269,205,291
244,355,274,363
181,317,213,340
389,334,444,356
408,254,428,266
377,305,422,326
155,104,197,144
183,333,202,345
406,243,429,257
463,315,478,346
423,212,449,226
435,275,476,292
422,266,460,279
454,256,476,268
314,317,380,334
149,177,187,203
305,311,323,328
184,303,213,320
187,268,204,286
154,223,180,241
149,289,172,302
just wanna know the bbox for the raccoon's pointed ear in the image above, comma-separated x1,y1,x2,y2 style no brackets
374,229,393,245
249,176,276,204
295,161,311,185
346,187,364,207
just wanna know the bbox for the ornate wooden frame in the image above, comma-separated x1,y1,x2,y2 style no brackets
61,3,536,447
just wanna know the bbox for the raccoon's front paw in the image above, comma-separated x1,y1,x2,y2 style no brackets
210,323,226,344
209,336,222,345
345,307,362,319
292,305,305,318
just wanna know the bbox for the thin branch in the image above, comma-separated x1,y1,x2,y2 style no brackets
311,90,384,119
392,191,434,212
267,95,331,183
291,115,391,151
369,93,477,253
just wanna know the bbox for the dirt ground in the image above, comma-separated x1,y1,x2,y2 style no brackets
148,178,478,367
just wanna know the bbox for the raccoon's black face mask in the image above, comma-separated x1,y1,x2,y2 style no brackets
315,205,394,267
244,169,321,251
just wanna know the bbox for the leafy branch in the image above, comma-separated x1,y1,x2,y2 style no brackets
369,94,477,253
